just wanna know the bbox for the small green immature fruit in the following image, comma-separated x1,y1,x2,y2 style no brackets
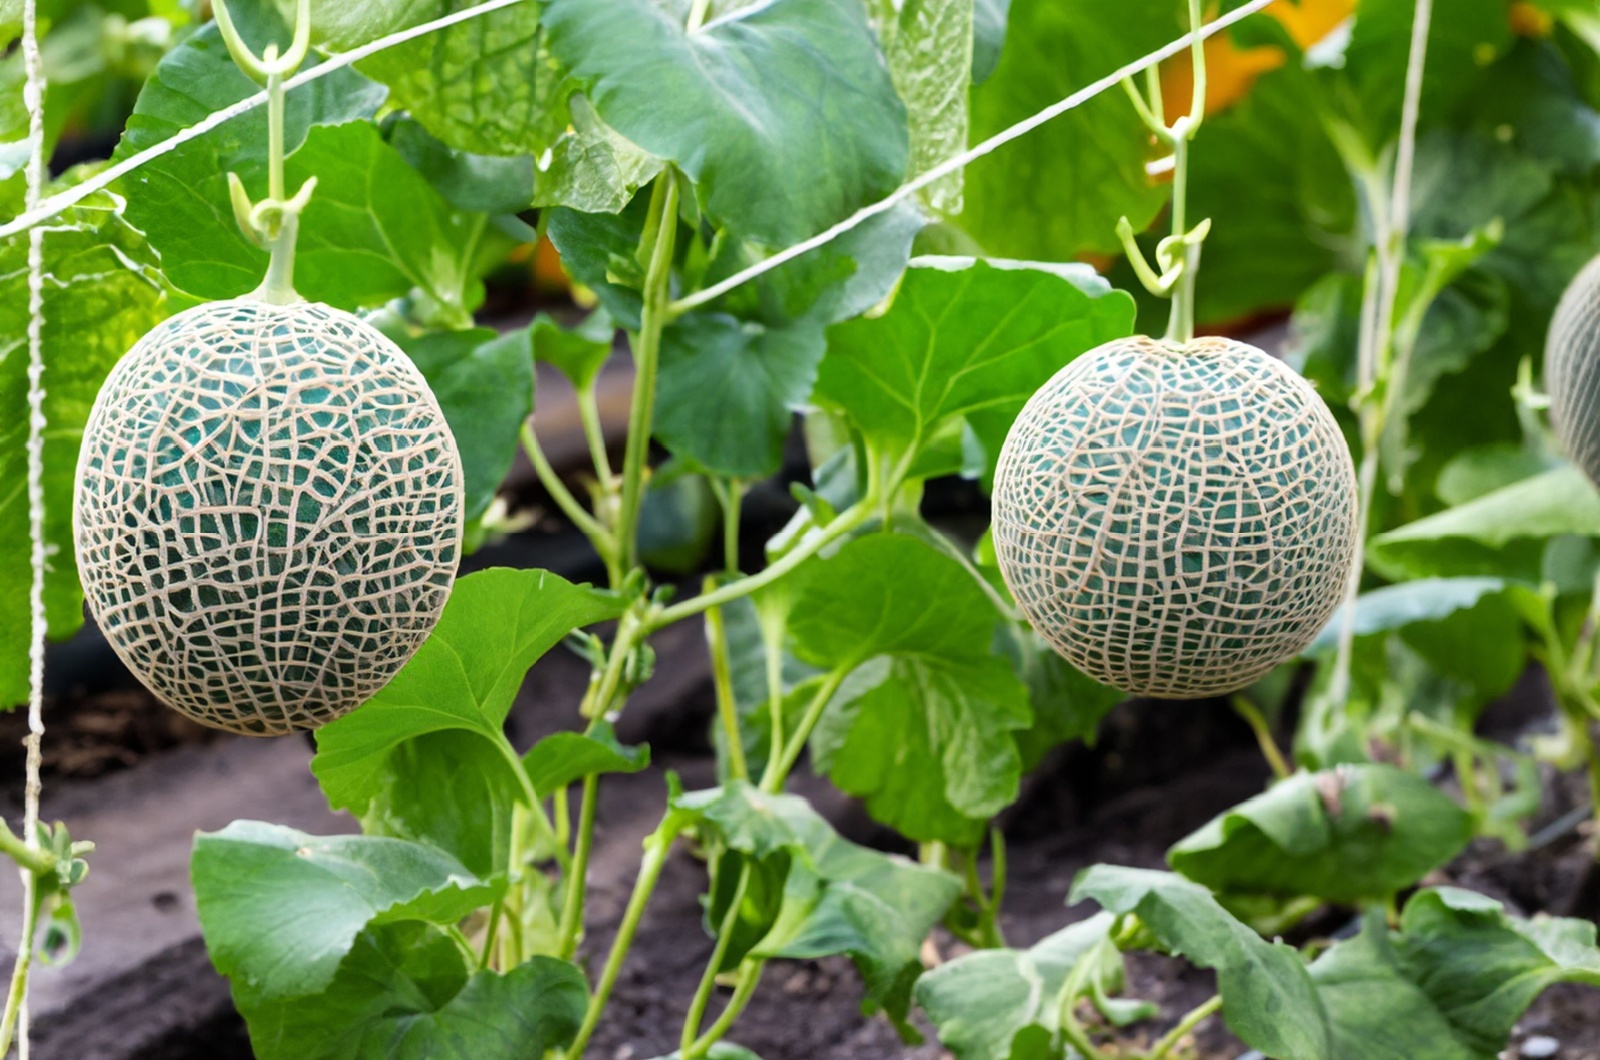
1546,253,1600,490
74,299,464,735
992,335,1358,698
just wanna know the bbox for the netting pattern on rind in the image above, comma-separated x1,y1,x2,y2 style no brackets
1548,254,1600,490
74,299,465,735
992,335,1359,699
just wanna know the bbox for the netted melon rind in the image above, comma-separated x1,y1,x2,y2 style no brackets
74,298,464,735
992,335,1359,699
1547,253,1600,490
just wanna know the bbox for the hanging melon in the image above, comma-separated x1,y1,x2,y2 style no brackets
992,335,1359,698
1547,253,1600,489
74,299,464,734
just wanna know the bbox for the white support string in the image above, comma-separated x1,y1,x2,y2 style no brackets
670,0,1279,314
0,0,527,242
18,0,47,1050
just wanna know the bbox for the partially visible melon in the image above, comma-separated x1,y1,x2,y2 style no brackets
1547,254,1600,491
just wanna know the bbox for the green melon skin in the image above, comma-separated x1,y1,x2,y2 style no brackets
1547,253,1600,490
73,298,464,735
991,335,1359,699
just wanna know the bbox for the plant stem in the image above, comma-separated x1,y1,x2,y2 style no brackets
688,960,764,1056
1231,696,1292,780
1145,994,1222,1060
653,500,873,630
564,818,678,1060
617,175,680,572
705,587,749,781
680,863,752,1055
521,422,615,567
711,477,744,575
761,666,848,793
1325,0,1434,714
557,773,600,961
0,877,40,1057
577,386,615,490
0,823,51,878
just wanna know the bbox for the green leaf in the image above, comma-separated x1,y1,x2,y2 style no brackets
1367,465,1600,582
396,326,535,525
112,13,387,301
789,534,1031,843
1308,889,1600,1059
677,781,962,1023
294,0,559,158
879,0,973,213
238,923,587,1060
654,314,823,479
545,191,650,328
1168,765,1473,905
360,730,522,880
971,0,1011,84
816,257,1134,480
285,123,501,317
1308,578,1511,652
959,0,1175,259
544,0,909,246
192,822,500,1002
1011,633,1125,768
0,173,168,707
533,92,664,215
1345,0,1513,145
649,1046,763,1060
915,914,1117,1060
523,721,650,797
1186,36,1357,324
386,117,535,215
1071,865,1332,1060
313,568,622,815
530,308,615,392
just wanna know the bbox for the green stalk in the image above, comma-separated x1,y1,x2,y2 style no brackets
761,666,848,793
617,176,681,571
653,499,874,630
679,863,752,1055
0,881,41,1057
1144,995,1222,1060
1231,696,1292,780
556,772,600,961
563,818,678,1060
705,586,749,781
688,961,764,1056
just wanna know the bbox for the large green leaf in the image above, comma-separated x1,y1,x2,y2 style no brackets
238,923,587,1060
395,325,535,525
192,821,500,1001
1168,765,1473,905
959,0,1175,259
1344,0,1513,145
878,0,973,213
112,12,387,302
789,534,1030,843
677,782,961,1023
914,914,1117,1060
544,0,908,246
816,257,1134,482
360,730,522,880
654,314,823,479
1367,465,1600,582
1071,865,1332,1060
290,0,558,158
312,568,622,815
1185,31,1358,324
0,174,168,707
1307,578,1512,652
1309,889,1600,1059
